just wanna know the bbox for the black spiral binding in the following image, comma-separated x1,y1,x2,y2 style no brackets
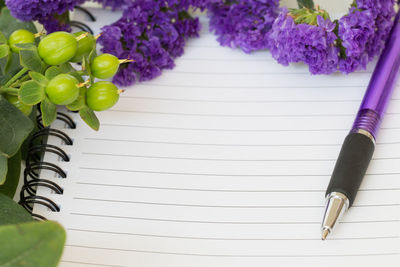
19,111,76,220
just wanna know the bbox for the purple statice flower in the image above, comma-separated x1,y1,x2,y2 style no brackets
337,8,375,73
6,0,85,32
208,0,280,53
268,8,339,74
338,1,395,73
98,0,201,86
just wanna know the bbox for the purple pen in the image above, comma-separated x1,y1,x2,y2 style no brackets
321,10,400,240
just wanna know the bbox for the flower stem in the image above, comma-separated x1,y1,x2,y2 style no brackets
0,87,19,96
4,67,29,88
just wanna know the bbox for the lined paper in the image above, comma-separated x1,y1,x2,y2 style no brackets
33,8,400,267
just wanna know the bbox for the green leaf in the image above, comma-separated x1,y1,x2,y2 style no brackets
0,221,66,267
59,62,75,73
0,150,21,198
16,43,45,72
0,8,37,38
67,87,86,111
0,95,34,157
0,155,6,184
68,71,85,83
297,0,314,9
0,32,7,44
40,97,57,126
29,71,48,87
20,106,38,160
0,192,33,226
0,43,10,74
0,43,9,58
19,80,45,105
45,66,62,80
80,106,99,131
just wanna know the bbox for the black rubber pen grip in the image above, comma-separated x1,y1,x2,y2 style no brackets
325,133,375,207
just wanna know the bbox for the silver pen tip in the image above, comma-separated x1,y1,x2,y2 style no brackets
321,228,330,241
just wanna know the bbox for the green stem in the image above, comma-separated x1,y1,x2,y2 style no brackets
10,74,30,87
4,67,29,88
0,87,19,96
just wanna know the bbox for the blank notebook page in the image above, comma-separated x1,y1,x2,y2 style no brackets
34,11,400,267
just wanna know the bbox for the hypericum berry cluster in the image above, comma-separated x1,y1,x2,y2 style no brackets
268,0,395,74
0,28,128,130
98,0,201,87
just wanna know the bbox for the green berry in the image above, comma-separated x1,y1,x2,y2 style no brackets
5,94,32,116
9,29,36,53
45,74,79,105
70,31,96,63
38,31,78,65
91,53,120,79
86,81,119,111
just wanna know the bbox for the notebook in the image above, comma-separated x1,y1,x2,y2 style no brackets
22,6,400,267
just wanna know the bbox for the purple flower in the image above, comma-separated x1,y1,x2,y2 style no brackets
208,0,279,53
338,8,374,58
268,8,339,74
338,1,395,73
6,0,85,32
98,0,200,86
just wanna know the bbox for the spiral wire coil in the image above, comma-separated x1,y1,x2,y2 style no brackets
19,111,76,220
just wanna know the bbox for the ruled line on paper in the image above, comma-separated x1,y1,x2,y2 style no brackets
66,228,400,241
82,138,400,147
74,182,400,193
98,124,400,132
117,96,377,103
77,167,400,177
80,152,400,162
71,197,400,209
135,83,368,89
69,213,400,225
64,245,400,258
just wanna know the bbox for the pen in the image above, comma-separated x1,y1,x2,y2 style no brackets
321,10,400,240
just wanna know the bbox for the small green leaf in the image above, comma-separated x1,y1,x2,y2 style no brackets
0,193,33,226
19,80,45,105
0,150,22,198
0,95,34,157
297,0,315,9
67,87,86,111
16,43,45,72
80,106,99,131
45,66,62,80
0,44,10,75
68,71,85,83
0,43,9,58
0,155,7,184
59,62,75,73
0,221,66,267
40,97,57,126
29,71,48,87
0,32,7,45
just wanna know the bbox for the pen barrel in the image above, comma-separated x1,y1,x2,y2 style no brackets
325,133,375,207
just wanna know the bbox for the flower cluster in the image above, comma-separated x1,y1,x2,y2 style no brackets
268,0,395,74
268,8,338,74
338,0,395,73
6,0,85,32
98,0,201,86
207,0,280,53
